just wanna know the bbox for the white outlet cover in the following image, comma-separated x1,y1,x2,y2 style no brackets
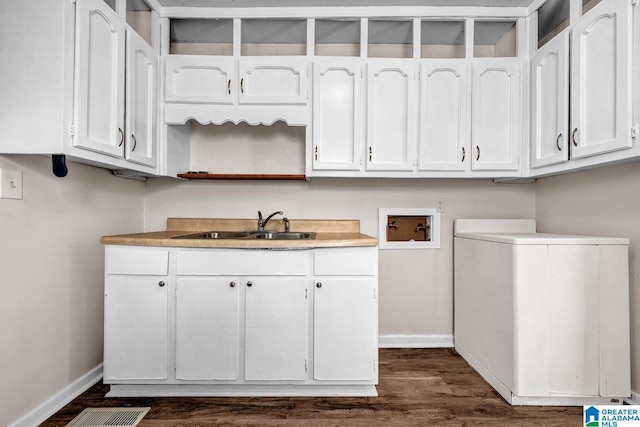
0,169,23,199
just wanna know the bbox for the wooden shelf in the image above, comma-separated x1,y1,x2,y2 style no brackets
177,173,307,181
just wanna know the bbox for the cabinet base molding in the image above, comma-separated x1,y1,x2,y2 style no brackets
106,384,377,397
378,334,454,348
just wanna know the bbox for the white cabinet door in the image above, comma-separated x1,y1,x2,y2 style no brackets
175,277,240,381
531,32,570,169
74,0,125,157
125,29,157,167
312,62,363,171
314,278,377,381
104,276,168,381
366,62,416,171
165,55,235,104
245,277,308,381
238,59,308,105
418,60,469,172
570,0,633,159
471,59,521,171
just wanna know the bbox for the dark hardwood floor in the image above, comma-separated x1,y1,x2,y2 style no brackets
41,348,582,426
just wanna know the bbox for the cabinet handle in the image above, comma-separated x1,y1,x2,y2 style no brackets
247,281,253,287
227,79,231,95
158,281,165,287
572,128,578,147
476,145,480,161
314,145,318,161
461,146,466,162
369,146,372,162
240,78,244,94
316,282,322,288
556,133,562,151
131,134,137,151
118,128,124,147
229,281,236,288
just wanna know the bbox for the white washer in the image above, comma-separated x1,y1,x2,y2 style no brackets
454,219,630,406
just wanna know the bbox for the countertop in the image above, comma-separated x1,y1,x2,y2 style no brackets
100,218,378,249
455,232,630,245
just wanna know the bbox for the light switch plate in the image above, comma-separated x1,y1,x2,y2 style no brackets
0,169,23,199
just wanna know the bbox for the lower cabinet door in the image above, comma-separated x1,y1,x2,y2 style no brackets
175,277,240,380
245,277,308,381
104,276,168,381
314,278,377,381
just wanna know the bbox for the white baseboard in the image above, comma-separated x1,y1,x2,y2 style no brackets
625,390,640,405
9,364,103,427
378,334,454,348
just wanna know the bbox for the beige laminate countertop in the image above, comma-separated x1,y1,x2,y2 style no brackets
100,218,378,249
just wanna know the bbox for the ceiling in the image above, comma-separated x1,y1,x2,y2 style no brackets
155,0,539,7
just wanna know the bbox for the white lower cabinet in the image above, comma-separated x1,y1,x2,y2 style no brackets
175,277,240,381
245,277,308,381
103,245,378,397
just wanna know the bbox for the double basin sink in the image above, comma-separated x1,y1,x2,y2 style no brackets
173,230,316,240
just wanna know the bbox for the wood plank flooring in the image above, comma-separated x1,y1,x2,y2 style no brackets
41,348,582,426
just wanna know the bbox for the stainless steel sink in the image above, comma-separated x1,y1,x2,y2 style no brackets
173,231,316,240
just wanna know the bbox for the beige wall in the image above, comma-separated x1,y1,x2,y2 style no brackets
535,161,640,398
0,155,144,427
144,176,535,337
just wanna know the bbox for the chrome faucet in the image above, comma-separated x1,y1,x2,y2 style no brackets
257,210,283,231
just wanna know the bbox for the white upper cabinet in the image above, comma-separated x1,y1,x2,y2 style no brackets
570,0,633,159
166,56,235,104
418,60,469,171
366,61,417,171
126,29,158,167
531,31,570,169
74,0,126,157
471,58,521,171
238,59,308,105
312,61,363,171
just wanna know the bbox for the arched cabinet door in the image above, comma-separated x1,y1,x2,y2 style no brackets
366,61,417,172
312,61,363,171
471,58,521,172
570,0,633,159
74,0,126,158
418,60,469,172
530,31,570,169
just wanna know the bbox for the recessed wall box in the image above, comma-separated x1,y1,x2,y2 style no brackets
378,208,440,249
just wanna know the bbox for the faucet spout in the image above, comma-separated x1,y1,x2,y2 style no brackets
257,210,283,231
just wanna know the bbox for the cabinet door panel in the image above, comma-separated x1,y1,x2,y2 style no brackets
74,0,125,157
104,276,168,381
314,278,377,381
125,30,157,167
176,278,240,380
418,60,468,171
366,62,416,171
166,56,235,104
238,60,308,105
471,59,521,171
570,0,633,159
531,32,569,169
312,62,362,171
245,278,308,380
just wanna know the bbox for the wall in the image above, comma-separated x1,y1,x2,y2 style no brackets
144,176,535,340
535,161,640,399
0,155,145,427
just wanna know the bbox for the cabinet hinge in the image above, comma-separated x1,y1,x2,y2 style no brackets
68,122,75,137
305,287,308,299
305,359,308,372
373,358,377,372
373,287,377,300
632,124,639,139
632,0,638,7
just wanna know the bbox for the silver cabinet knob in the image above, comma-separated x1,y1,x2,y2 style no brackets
247,281,253,287
316,282,322,288
158,281,165,287
229,281,236,288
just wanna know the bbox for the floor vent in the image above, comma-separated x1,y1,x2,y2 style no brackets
65,407,150,427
